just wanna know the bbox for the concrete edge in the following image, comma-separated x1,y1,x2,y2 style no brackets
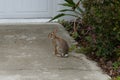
0,19,57,24
71,53,111,80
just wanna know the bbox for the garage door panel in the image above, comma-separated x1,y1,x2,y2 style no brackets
0,0,53,18
16,0,49,12
0,0,6,13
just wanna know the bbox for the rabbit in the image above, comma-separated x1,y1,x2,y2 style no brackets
48,28,69,58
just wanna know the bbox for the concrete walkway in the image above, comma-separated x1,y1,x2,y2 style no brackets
0,23,110,80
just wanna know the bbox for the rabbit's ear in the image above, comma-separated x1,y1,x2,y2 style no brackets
48,33,51,38
54,28,58,33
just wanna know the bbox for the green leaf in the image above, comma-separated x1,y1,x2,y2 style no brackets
113,61,120,70
71,0,83,13
59,9,81,16
115,76,120,80
117,32,120,41
72,32,79,39
65,14,80,18
49,13,81,22
64,0,75,5
49,13,65,22
59,9,73,12
85,36,92,42
49,13,80,22
77,7,83,13
60,3,74,7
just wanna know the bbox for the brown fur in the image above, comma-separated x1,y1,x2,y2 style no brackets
48,28,69,57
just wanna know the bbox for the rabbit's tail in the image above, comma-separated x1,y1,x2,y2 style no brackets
64,54,68,57
61,53,68,58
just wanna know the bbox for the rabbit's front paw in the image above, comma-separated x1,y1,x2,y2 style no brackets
56,54,61,57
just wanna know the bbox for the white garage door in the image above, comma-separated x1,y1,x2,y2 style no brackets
0,0,54,18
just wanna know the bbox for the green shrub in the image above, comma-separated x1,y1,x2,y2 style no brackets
82,0,120,59
116,76,120,80
112,61,120,70
113,76,120,80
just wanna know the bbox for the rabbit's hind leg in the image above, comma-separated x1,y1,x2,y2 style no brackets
54,46,61,57
55,53,61,57
55,46,62,57
54,45,58,55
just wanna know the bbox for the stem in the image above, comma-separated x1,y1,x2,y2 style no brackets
73,19,77,32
